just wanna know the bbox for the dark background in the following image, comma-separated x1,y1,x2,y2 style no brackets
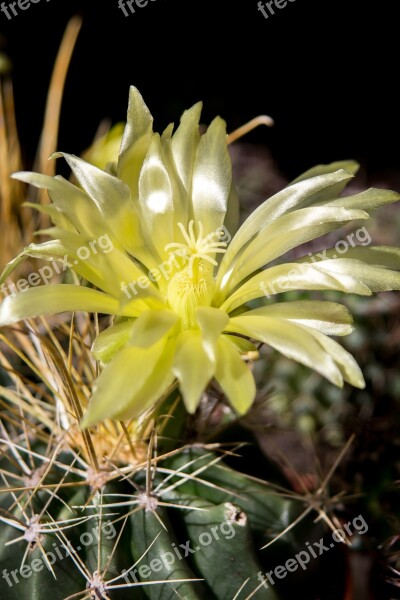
0,0,398,180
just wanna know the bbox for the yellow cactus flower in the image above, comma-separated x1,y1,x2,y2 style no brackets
1,86,400,427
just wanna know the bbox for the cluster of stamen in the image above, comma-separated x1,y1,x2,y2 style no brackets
165,220,228,328
165,220,227,278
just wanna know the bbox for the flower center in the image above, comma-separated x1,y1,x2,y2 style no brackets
165,221,227,328
167,265,214,329
165,220,227,279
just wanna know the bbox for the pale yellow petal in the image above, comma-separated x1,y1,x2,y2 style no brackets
118,86,154,197
196,306,229,360
215,335,256,415
92,320,135,362
228,315,343,387
191,117,232,234
243,301,353,336
173,331,215,413
129,309,179,348
217,262,371,313
222,206,368,294
217,169,354,287
0,285,121,325
81,338,167,427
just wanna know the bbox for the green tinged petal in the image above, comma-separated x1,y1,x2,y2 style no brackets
290,160,360,204
173,331,215,413
2,238,122,296
215,335,256,414
92,320,135,362
227,335,260,358
315,258,400,292
0,251,32,284
160,128,188,231
23,201,73,230
118,86,154,196
129,309,179,348
83,122,124,171
323,188,400,211
81,337,170,427
12,172,105,238
339,246,400,269
290,160,360,183
23,227,160,302
54,152,151,265
115,339,176,420
0,285,121,326
224,184,240,239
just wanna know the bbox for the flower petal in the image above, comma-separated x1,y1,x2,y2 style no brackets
226,335,260,359
224,206,369,292
0,238,122,297
243,301,354,336
171,101,202,193
315,258,400,292
129,309,179,348
54,152,153,266
0,285,121,325
215,335,256,415
291,160,360,182
83,122,124,171
12,172,105,238
217,169,354,287
336,246,400,268
196,306,229,360
173,331,215,413
191,116,232,234
231,207,368,290
301,327,365,388
228,315,343,387
118,86,154,196
23,201,73,231
290,160,360,203
214,253,371,313
323,188,400,211
81,338,169,427
92,320,135,362
217,260,371,314
115,339,176,421
138,134,175,259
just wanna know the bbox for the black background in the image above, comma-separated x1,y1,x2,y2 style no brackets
1,0,398,180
